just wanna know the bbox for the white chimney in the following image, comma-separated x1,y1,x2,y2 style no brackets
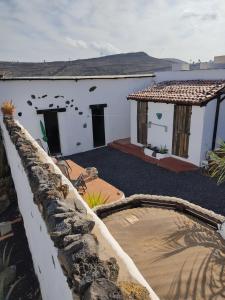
172,63,190,71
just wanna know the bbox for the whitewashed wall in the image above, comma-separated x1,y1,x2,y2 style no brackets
1,121,74,300
130,98,206,165
1,118,159,300
200,99,217,161
147,102,174,152
0,77,153,156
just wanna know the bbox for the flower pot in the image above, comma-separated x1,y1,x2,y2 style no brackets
156,152,169,160
144,148,154,157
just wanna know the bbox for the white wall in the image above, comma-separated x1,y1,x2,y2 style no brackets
1,119,159,300
187,106,205,166
0,77,152,156
1,121,74,300
155,69,225,82
147,102,174,152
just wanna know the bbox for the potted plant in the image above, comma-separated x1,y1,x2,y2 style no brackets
156,145,169,159
1,100,15,116
144,144,154,157
144,145,160,158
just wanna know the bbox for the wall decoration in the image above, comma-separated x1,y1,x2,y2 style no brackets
18,112,22,117
27,100,32,106
83,123,87,128
66,100,70,104
71,99,74,102
76,142,81,146
89,86,97,92
156,113,162,120
31,95,35,99
42,95,47,98
75,107,78,111
38,97,41,99
57,105,59,108
70,104,73,107
54,95,64,98
49,104,53,108
35,107,38,110
79,112,83,115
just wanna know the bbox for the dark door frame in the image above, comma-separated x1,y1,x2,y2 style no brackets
37,108,63,155
89,104,107,148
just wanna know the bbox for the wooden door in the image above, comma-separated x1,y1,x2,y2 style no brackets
137,101,148,145
172,105,192,158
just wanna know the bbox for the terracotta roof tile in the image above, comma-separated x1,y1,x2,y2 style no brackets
127,80,225,105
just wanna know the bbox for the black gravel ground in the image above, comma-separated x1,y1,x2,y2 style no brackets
67,147,225,216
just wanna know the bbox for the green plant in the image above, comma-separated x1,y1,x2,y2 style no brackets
209,140,225,184
84,192,110,208
1,101,15,116
159,145,168,154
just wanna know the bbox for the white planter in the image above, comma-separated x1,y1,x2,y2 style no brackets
144,148,154,157
156,153,169,160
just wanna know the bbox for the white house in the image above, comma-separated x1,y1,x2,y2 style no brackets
0,74,154,156
128,79,225,166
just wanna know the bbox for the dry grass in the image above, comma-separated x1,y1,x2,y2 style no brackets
1,101,15,116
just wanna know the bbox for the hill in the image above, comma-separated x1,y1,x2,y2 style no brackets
0,52,185,77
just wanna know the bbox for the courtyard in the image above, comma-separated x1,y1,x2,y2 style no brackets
67,146,225,216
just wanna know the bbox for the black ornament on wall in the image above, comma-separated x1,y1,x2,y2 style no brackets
49,104,53,108
75,107,78,111
42,94,47,98
27,100,32,106
31,95,35,99
76,142,81,146
18,112,22,117
83,123,87,128
89,86,97,92
66,100,70,105
79,112,83,115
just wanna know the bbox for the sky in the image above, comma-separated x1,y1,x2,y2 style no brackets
0,0,225,62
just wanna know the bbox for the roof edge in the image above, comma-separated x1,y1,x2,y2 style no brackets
0,74,155,81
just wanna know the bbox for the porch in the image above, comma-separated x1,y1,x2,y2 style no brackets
108,138,198,173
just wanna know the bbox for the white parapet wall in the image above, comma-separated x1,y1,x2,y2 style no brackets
1,117,159,300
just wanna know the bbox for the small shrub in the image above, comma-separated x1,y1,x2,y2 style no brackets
1,101,15,116
159,145,168,154
84,192,110,208
209,140,225,184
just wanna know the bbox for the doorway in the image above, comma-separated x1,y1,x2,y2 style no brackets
90,104,106,147
43,112,61,155
137,101,148,145
172,105,192,158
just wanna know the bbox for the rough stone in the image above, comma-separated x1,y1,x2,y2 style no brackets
82,278,123,300
118,281,150,300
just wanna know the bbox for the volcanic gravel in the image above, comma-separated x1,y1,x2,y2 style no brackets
67,147,225,216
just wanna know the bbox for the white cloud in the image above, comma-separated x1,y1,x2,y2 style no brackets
0,0,225,61
65,37,88,49
90,41,121,56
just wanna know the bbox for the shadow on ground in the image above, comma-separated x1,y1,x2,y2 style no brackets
67,147,225,216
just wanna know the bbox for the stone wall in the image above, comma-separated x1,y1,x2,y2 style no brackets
1,116,155,300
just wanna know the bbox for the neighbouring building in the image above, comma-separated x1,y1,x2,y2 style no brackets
128,79,225,166
0,74,154,156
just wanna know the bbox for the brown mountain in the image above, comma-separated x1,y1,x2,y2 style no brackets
0,52,185,77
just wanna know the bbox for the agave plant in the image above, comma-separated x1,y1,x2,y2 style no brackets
209,140,225,184
84,192,110,208
1,101,15,116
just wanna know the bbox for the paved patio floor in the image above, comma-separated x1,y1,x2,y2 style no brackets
67,147,225,216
